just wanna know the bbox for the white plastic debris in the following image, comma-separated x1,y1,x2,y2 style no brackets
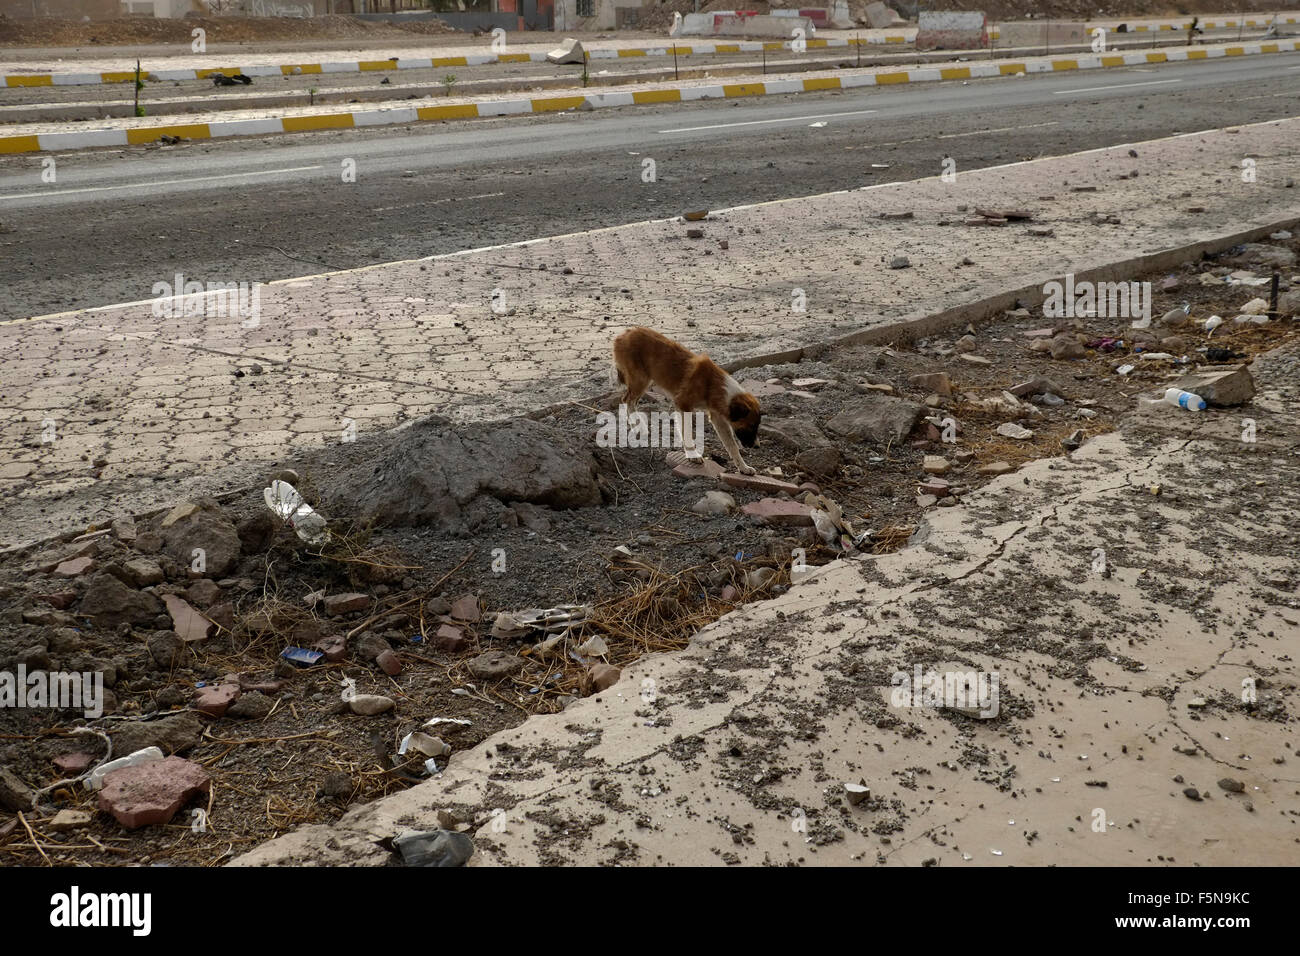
575,635,609,657
1203,315,1224,335
263,479,329,546
88,746,164,791
424,717,472,729
1240,297,1269,315
399,732,452,758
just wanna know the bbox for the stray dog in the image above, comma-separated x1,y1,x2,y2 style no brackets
612,326,762,475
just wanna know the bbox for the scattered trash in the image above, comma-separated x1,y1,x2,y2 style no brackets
995,422,1034,440
398,732,451,759
392,828,474,867
575,634,609,657
492,604,590,639
263,480,329,546
1164,388,1206,411
279,646,324,668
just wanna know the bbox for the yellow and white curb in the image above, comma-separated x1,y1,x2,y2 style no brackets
0,34,910,89
3,13,1295,88
3,38,1297,155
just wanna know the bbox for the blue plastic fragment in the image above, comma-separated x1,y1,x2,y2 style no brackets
280,646,324,667
410,633,424,644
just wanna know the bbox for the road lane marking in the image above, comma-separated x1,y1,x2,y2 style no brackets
1053,78,1182,94
0,164,324,200
658,109,877,133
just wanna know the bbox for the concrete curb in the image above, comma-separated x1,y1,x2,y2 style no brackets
0,34,911,89
3,13,1294,88
3,38,1297,155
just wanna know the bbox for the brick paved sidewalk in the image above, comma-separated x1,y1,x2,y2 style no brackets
3,117,1299,547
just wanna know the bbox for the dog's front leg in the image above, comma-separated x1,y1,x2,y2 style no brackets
709,410,755,475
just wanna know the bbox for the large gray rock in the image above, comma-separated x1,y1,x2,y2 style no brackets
825,396,926,444
329,418,601,532
111,712,204,756
0,766,35,811
161,502,241,578
79,572,162,627
758,417,831,451
1173,365,1256,407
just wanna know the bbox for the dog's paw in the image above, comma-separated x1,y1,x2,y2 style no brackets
737,464,757,476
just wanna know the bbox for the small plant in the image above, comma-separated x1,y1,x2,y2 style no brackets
581,51,590,88
442,73,458,97
308,86,318,106
133,59,145,117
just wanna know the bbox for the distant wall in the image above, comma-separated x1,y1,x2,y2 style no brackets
916,10,988,50
355,10,517,30
995,20,1088,48
0,0,119,17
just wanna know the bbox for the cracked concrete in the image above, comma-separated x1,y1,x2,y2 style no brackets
233,341,1300,866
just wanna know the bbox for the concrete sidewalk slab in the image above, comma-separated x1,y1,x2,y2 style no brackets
3,39,1297,154
3,117,1299,551
231,390,1300,865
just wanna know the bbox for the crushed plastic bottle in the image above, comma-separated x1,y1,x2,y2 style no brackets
1164,387,1207,411
88,746,164,791
263,479,329,546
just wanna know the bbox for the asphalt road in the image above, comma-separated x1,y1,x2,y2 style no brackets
2,50,1299,321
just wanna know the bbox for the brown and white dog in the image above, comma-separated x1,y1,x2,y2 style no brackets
612,326,762,475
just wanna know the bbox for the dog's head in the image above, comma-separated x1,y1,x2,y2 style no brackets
729,393,763,448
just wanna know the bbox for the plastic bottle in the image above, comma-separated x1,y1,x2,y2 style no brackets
1164,387,1206,411
88,747,164,791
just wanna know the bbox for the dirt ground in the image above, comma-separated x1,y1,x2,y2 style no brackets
0,239,1296,865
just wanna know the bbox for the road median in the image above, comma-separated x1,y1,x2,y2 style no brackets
3,38,1298,155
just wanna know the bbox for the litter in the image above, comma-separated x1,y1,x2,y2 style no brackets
1164,387,1206,411
398,732,451,759
424,717,472,729
575,635,609,657
392,828,474,867
88,747,163,791
263,479,329,546
279,647,324,668
491,604,590,640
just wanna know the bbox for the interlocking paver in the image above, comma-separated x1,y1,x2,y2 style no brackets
3,119,1299,546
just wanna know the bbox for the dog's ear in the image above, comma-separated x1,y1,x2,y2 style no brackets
729,394,759,423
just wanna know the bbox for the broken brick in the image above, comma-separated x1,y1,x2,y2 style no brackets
192,683,240,718
324,592,370,616
162,593,215,643
741,498,815,526
721,473,802,496
97,756,210,829
434,624,469,653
